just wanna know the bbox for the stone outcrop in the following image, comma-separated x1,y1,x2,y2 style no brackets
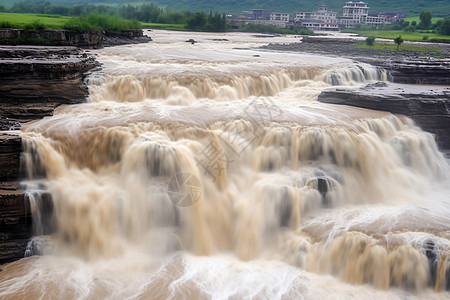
0,45,99,120
356,56,450,85
0,28,152,48
262,37,450,149
0,29,105,48
0,45,98,263
102,29,153,47
262,37,450,85
318,83,450,150
0,133,31,264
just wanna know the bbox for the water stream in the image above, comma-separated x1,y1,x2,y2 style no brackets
1,30,449,299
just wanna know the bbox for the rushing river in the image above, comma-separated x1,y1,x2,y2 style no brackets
1,30,449,299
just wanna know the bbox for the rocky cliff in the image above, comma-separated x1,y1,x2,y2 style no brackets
0,46,98,263
0,133,31,264
0,45,98,120
0,28,151,48
318,83,450,150
262,37,450,85
262,37,450,150
356,56,450,85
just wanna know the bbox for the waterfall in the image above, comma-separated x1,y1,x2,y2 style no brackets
1,31,449,299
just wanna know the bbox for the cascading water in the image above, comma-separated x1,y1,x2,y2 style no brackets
1,31,449,299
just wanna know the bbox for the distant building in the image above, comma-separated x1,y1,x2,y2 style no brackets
232,1,393,30
270,12,290,23
298,21,339,31
295,12,312,20
363,14,388,27
295,4,337,23
295,4,339,31
251,9,271,20
339,1,390,28
378,12,404,22
232,9,290,28
339,1,369,27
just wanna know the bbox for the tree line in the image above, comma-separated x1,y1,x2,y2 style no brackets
0,1,228,32
374,10,450,36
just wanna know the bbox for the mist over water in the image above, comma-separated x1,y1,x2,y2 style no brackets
1,31,449,299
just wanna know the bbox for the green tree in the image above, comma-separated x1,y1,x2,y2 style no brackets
394,35,403,50
439,18,450,35
419,10,432,29
186,12,207,31
365,36,375,49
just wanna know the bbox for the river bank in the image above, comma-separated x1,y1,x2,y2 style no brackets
0,28,152,48
0,45,99,263
262,35,450,150
0,31,449,298
0,31,449,265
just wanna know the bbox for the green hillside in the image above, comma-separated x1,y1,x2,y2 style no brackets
1,1,449,17
151,0,449,16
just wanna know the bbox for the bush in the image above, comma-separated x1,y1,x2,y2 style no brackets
64,14,141,32
0,21,15,28
239,23,312,35
23,20,46,31
365,36,375,47
439,18,450,35
394,35,404,50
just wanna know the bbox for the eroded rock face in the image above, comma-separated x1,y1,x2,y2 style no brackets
318,83,450,150
262,37,450,85
0,46,99,263
358,56,450,85
0,28,152,48
0,133,21,182
0,45,99,120
0,134,31,264
0,29,105,48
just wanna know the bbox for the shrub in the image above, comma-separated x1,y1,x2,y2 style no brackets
394,35,404,50
365,36,375,48
0,21,15,28
23,20,46,32
239,23,312,35
64,14,141,32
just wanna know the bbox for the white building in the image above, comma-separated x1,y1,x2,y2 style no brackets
339,1,369,27
299,21,339,31
295,4,339,31
339,1,389,27
295,12,312,21
363,15,388,27
295,4,337,23
270,12,290,23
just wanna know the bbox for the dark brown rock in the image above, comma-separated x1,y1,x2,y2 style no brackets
0,133,21,182
0,45,99,263
0,28,151,48
358,56,450,85
0,29,105,48
0,45,99,120
0,183,31,264
261,37,450,85
318,83,450,149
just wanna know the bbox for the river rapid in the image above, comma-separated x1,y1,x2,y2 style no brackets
1,30,449,299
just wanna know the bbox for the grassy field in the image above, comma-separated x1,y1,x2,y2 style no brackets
356,42,441,52
346,29,450,41
141,22,186,31
0,12,184,31
403,16,444,24
0,12,71,28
